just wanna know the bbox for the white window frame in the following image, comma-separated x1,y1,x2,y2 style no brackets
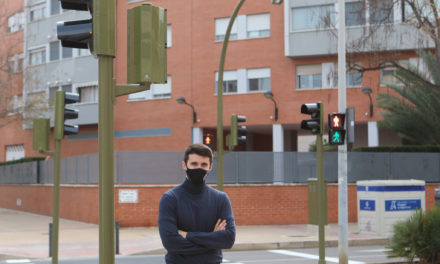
6,144,25,162
215,70,238,94
7,95,23,116
29,3,47,22
167,25,172,47
296,64,322,89
75,83,98,104
327,62,363,88
8,12,25,33
215,17,238,41
8,54,24,74
247,13,270,39
291,4,335,31
247,67,271,92
128,76,172,101
28,47,47,66
380,60,409,86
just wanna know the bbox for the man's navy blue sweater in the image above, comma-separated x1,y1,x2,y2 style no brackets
158,179,236,264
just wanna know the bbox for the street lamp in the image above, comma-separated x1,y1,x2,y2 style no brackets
263,91,278,121
177,96,197,124
216,0,282,191
362,86,373,117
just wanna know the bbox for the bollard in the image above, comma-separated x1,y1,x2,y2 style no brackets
115,221,120,255
435,188,440,206
49,223,53,257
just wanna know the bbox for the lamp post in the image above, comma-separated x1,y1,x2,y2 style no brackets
362,86,373,117
264,91,278,121
177,96,197,124
216,0,283,191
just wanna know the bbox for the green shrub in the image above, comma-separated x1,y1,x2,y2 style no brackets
0,157,45,167
386,206,440,263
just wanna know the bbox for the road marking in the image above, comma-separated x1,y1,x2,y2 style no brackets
5,260,32,264
222,259,244,264
268,250,367,264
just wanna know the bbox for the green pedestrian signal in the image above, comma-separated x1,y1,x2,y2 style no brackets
328,113,346,145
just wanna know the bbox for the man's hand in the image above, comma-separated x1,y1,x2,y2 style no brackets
213,218,227,232
178,230,187,238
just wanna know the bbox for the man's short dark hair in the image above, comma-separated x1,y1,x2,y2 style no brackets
184,144,213,165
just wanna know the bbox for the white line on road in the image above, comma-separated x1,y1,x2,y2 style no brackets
222,259,244,264
5,260,32,264
268,250,367,264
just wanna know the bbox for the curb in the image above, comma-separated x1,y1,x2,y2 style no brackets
130,238,390,256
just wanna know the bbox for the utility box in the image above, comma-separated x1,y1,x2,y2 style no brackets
308,178,328,225
357,180,425,237
127,4,167,84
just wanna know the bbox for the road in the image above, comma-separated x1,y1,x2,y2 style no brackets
0,246,407,264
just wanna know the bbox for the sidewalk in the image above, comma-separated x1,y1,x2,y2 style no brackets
0,208,389,260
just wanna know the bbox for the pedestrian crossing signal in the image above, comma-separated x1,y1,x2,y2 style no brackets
203,134,214,149
328,113,346,145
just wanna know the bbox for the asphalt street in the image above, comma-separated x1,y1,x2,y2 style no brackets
0,246,407,264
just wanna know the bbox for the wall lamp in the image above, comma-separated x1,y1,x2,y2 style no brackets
264,91,278,121
177,97,197,124
362,86,373,117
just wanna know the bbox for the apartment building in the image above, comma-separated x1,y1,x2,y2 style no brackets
2,0,430,161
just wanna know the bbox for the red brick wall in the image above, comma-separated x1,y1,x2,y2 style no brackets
0,184,438,227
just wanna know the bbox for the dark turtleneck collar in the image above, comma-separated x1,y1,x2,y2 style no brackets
182,178,206,194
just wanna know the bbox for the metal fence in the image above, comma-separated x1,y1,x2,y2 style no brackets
0,151,439,184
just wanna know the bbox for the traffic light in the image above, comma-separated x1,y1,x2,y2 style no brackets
57,0,93,52
300,102,323,135
203,134,214,149
230,114,246,147
328,113,346,145
54,91,80,140
127,4,167,84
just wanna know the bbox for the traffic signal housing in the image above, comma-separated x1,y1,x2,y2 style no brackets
203,134,214,149
300,102,323,135
230,115,247,147
32,118,50,151
57,0,93,51
127,4,167,84
54,91,80,140
328,113,346,145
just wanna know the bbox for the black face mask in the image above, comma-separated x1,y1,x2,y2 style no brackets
186,168,208,185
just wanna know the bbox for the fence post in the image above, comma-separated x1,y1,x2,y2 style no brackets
49,223,52,257
115,221,120,254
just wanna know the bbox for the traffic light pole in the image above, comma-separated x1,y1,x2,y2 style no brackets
98,55,115,264
317,106,326,264
51,138,61,264
337,0,349,263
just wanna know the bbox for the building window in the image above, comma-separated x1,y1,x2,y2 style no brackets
292,5,335,31
78,85,98,103
8,54,24,74
380,60,408,85
167,25,172,47
51,0,60,15
215,17,238,41
6,95,23,115
152,76,172,98
6,144,25,161
30,5,47,22
346,2,366,26
62,47,73,59
296,64,322,89
29,48,46,65
77,48,91,56
128,76,172,100
330,63,363,87
215,70,238,94
50,41,60,61
247,13,270,38
369,0,394,24
8,12,25,33
248,68,270,92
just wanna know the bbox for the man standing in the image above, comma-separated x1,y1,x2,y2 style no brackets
158,144,236,264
